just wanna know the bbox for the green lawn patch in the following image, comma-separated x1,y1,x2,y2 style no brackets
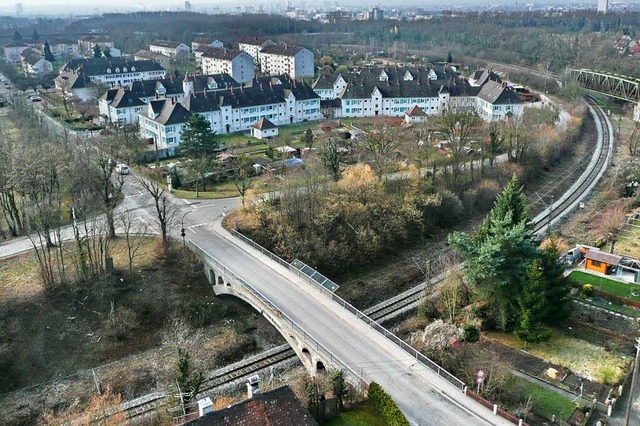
569,271,640,300
505,376,577,422
574,296,640,318
322,402,387,426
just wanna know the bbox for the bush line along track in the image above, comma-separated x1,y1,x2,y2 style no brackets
123,98,612,421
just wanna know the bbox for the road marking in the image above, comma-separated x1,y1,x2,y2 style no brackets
187,223,208,233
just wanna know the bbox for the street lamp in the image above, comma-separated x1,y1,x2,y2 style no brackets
181,210,193,246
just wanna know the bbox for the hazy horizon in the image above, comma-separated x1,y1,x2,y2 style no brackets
2,0,639,17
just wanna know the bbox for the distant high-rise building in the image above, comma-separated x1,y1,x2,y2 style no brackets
598,0,609,13
369,6,384,21
15,3,23,16
185,1,192,11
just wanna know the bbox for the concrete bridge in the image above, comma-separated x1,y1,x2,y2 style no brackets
186,220,515,426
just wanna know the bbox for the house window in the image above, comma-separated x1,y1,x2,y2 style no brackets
591,260,602,267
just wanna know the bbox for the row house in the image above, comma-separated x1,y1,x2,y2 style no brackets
4,41,29,63
238,36,276,65
20,48,53,76
200,48,254,84
98,88,147,125
98,77,186,125
149,40,190,58
138,76,321,154
314,66,522,121
257,45,314,79
139,98,191,156
45,37,79,60
56,57,166,100
97,73,239,126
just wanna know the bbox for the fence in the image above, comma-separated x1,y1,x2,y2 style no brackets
226,229,466,392
187,240,366,389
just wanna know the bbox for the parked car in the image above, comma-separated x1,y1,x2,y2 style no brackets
115,164,130,175
30,96,42,102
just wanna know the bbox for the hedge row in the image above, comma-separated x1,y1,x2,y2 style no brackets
368,382,410,426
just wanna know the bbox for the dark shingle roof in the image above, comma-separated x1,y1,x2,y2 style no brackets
200,47,244,61
477,81,523,105
183,76,317,112
252,117,277,130
20,48,45,66
130,78,183,98
99,88,119,102
46,37,75,45
4,41,28,48
186,386,316,426
238,36,275,46
259,45,305,57
150,39,186,49
187,73,240,92
61,57,165,77
56,70,92,89
110,89,146,108
149,100,192,126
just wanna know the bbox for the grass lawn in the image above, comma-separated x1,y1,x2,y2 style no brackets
486,330,630,384
614,223,640,261
322,402,387,426
504,376,576,422
575,297,640,318
172,184,240,199
569,271,640,300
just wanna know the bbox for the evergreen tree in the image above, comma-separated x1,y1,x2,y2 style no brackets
538,235,571,325
447,51,453,63
304,128,314,147
32,29,39,41
180,114,218,159
478,173,529,238
93,44,102,58
330,370,348,410
43,41,55,62
176,349,204,403
13,31,22,42
514,261,552,343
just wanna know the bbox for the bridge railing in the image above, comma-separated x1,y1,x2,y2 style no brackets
187,240,367,389
227,230,467,392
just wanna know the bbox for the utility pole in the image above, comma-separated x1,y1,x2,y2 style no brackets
625,337,640,426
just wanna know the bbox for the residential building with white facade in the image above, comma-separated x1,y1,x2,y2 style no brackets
78,36,115,57
20,48,53,76
200,48,254,84
149,40,190,58
258,45,314,79
238,36,276,64
138,75,321,154
56,57,166,100
192,38,224,51
98,88,147,125
314,66,523,121
3,41,29,63
44,38,79,60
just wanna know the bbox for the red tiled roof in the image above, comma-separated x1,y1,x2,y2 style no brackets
405,105,427,117
585,250,622,265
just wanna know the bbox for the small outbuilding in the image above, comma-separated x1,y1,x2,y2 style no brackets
404,105,428,123
251,118,278,140
584,250,622,275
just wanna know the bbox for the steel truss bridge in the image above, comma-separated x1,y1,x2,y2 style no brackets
571,69,640,103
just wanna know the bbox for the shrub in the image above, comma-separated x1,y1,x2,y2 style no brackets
462,324,480,343
582,284,594,297
368,382,410,426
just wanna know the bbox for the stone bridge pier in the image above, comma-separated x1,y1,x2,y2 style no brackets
203,263,333,378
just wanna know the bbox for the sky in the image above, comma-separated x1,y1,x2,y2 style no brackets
2,1,640,16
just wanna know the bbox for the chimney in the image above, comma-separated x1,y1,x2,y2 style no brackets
172,97,176,105
247,375,260,398
197,397,214,417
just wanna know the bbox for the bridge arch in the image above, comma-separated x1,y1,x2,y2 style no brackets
203,262,330,377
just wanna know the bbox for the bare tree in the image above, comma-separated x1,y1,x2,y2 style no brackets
439,111,481,185
138,177,177,253
629,123,640,157
318,137,344,181
231,156,255,207
362,126,399,179
440,268,465,323
118,210,149,276
594,204,628,253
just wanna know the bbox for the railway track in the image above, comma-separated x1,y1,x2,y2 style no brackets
123,98,613,422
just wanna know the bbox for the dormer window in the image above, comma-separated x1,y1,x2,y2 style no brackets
107,68,111,73
207,82,218,90
123,67,127,72
115,68,120,73
131,66,136,72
